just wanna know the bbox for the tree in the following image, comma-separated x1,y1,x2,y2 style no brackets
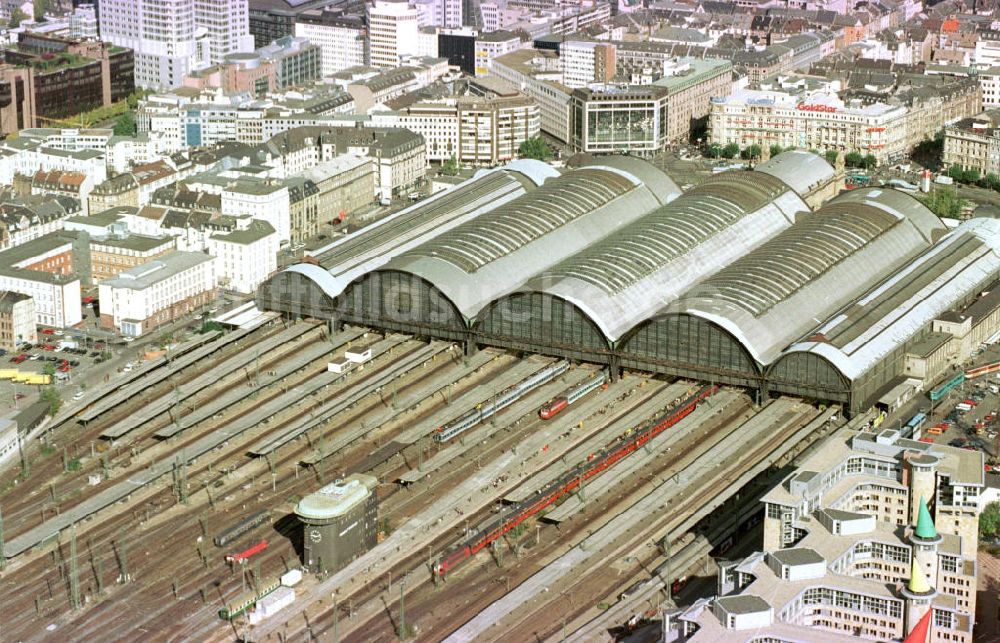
42,362,55,377
862,154,877,170
518,136,552,161
441,155,459,176
981,173,1000,191
32,0,48,22
981,501,1000,542
963,168,981,184
911,132,944,168
706,143,722,159
824,149,839,165
948,164,965,181
40,385,61,416
769,144,783,158
918,186,967,219
844,151,865,168
721,143,739,159
9,7,26,28
113,111,136,136
740,144,761,160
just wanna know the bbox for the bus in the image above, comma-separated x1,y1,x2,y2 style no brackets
846,174,871,189
904,412,927,438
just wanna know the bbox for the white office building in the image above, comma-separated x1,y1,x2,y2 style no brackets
99,0,253,90
206,219,278,294
98,251,218,336
367,0,421,69
221,179,292,245
194,0,255,64
294,14,367,77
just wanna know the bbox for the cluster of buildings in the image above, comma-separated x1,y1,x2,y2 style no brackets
668,420,983,642
710,72,981,163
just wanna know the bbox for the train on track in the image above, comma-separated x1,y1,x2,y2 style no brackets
434,361,570,442
226,539,269,564
433,384,717,578
539,371,608,420
214,510,271,547
966,360,1000,380
218,578,281,620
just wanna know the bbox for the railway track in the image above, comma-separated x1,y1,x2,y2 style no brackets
0,332,539,640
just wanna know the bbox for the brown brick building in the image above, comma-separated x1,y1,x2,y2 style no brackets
0,33,134,136
90,234,176,282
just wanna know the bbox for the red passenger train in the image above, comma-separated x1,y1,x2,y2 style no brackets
435,384,717,578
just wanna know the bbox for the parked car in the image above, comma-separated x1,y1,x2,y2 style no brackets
72,391,85,401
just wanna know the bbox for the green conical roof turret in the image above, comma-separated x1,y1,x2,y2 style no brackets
915,496,937,540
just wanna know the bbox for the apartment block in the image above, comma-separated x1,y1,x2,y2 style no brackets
0,291,36,349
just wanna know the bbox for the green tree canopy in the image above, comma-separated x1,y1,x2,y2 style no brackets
42,362,55,377
981,501,1000,542
769,144,783,158
862,154,877,169
740,144,761,160
721,143,739,159
824,149,839,165
518,136,553,161
113,111,136,136
918,186,967,218
706,143,722,159
441,156,459,176
844,151,865,168
33,0,48,22
9,7,27,28
40,385,61,415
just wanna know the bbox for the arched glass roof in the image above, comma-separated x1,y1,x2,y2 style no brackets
671,187,946,364
403,168,638,273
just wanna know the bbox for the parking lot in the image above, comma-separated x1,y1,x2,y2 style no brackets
0,296,227,416
926,379,1000,470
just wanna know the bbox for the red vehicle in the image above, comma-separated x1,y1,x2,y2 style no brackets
435,386,717,579
41,344,55,351
963,399,978,407
919,436,935,443
82,296,94,304
11,354,27,364
225,539,268,564
987,414,996,422
539,397,569,419
40,328,55,335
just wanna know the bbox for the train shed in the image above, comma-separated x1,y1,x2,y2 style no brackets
331,157,679,344
474,167,815,368
771,217,1000,414
256,160,558,319
259,151,1000,416
640,187,946,392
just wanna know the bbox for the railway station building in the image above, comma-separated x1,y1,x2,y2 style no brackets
259,151,1000,417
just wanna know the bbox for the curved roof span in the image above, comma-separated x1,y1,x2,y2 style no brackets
270,160,554,303
778,217,1000,381
668,187,946,365
380,159,677,320
510,165,810,341
578,155,681,204
755,150,836,198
